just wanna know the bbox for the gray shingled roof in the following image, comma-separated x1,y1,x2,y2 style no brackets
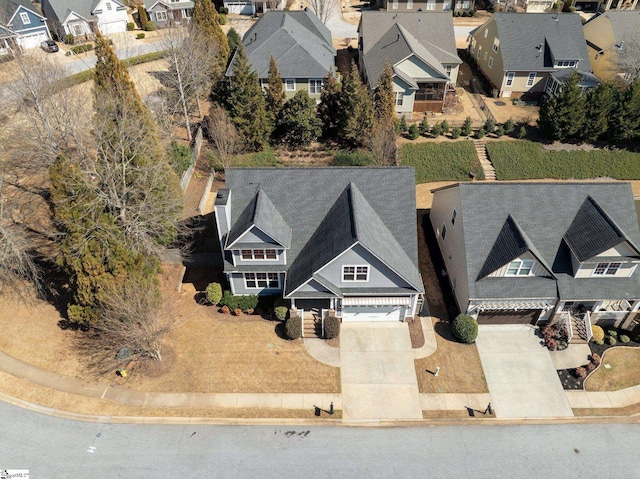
446,182,640,302
585,10,640,51
226,10,335,79
43,0,124,24
489,12,591,72
0,0,41,25
359,11,460,87
224,167,424,296
143,0,194,9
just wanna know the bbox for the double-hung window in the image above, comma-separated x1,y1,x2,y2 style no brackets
526,72,536,87
492,37,500,53
285,79,295,91
245,272,280,288
593,262,621,276
309,79,323,95
426,0,435,9
394,91,403,106
156,10,168,20
506,259,534,276
407,0,413,8
342,265,369,282
505,72,515,87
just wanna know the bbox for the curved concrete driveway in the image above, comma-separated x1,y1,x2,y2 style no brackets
475,325,574,419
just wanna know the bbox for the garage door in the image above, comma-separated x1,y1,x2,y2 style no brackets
342,306,404,322
477,310,541,325
100,21,126,35
17,31,48,49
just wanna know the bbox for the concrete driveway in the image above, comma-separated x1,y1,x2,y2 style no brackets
475,325,574,419
340,322,422,421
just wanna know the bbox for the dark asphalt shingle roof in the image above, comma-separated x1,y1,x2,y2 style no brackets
585,10,640,51
446,182,640,302
224,167,424,296
359,11,460,87
489,12,591,72
226,10,335,79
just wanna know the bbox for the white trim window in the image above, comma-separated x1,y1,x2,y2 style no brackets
426,0,435,9
506,259,534,276
309,79,323,95
392,0,398,8
492,37,500,53
244,272,280,289
342,265,369,282
488,57,493,69
20,12,31,24
106,2,112,10
407,0,413,8
285,79,295,91
505,72,515,87
240,249,278,260
593,262,621,276
445,65,452,78
394,91,403,106
526,72,536,87
156,10,168,21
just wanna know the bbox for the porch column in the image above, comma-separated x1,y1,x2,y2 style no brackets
631,0,638,8
554,301,565,314
605,0,613,10
592,301,603,313
290,298,296,309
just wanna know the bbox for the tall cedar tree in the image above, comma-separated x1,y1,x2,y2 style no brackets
608,80,640,143
93,33,183,252
193,0,229,76
224,43,270,151
317,68,341,140
538,72,585,141
373,61,395,129
580,82,615,141
340,62,374,146
276,90,322,147
227,27,241,55
137,5,149,29
264,55,285,130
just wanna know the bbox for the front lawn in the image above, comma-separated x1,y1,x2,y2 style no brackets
399,141,485,183
487,140,640,180
584,347,640,392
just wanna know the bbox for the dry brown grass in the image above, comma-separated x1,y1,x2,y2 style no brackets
573,404,640,417
584,348,640,392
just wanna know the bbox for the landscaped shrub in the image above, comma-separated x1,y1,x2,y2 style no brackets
608,329,618,338
475,128,485,139
219,6,229,13
408,123,419,140
441,120,450,134
274,306,288,321
220,290,237,310
419,116,429,136
451,314,478,343
324,316,340,339
451,126,461,139
237,295,258,312
399,141,484,182
144,21,156,31
486,140,640,180
545,336,558,351
70,43,94,54
620,334,631,343
462,116,473,136
591,325,604,342
285,315,302,339
333,150,375,166
127,22,135,31
136,33,145,39
205,282,222,305
233,308,243,316
504,117,515,134
218,14,226,25
166,140,192,175
483,118,495,134
585,362,595,372
495,125,505,137
574,366,587,378
590,353,601,365
65,33,75,45
398,115,408,133
517,125,527,139
431,123,442,138
606,336,617,345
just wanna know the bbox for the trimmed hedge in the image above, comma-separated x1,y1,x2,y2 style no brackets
205,282,222,305
285,315,302,339
324,316,340,339
70,43,94,54
399,141,485,183
274,306,288,321
220,291,259,312
451,314,478,344
591,325,604,342
487,140,640,180
333,150,376,166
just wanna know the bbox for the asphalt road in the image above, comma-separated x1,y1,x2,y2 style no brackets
2,401,639,478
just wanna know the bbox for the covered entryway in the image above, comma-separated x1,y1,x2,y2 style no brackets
478,309,541,325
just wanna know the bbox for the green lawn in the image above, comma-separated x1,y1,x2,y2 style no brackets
487,140,640,180
399,141,484,183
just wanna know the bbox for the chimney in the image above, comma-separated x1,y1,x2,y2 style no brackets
215,189,232,251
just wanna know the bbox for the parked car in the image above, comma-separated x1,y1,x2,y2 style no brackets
40,40,59,53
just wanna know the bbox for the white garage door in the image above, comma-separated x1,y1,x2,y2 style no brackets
100,20,126,35
226,1,254,14
342,306,404,322
17,31,48,49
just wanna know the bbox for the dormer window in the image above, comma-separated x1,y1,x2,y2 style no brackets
106,2,112,10
20,12,30,24
343,265,369,282
506,259,534,276
593,262,621,276
241,249,277,260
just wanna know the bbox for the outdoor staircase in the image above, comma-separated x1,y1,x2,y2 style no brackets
303,313,323,339
569,313,589,344
473,139,496,180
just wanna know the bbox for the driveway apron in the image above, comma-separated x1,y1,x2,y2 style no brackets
340,322,422,421
475,325,574,418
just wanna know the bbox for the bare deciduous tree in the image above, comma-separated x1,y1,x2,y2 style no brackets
205,106,241,172
368,124,397,166
306,0,337,25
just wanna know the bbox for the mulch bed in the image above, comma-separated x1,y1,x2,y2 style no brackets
408,316,425,349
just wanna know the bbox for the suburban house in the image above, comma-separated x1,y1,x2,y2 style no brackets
143,0,193,24
566,0,638,12
469,13,599,98
373,0,475,13
430,182,640,342
215,167,425,328
358,12,461,115
226,10,336,101
0,0,52,49
584,11,640,82
223,0,285,16
41,0,128,39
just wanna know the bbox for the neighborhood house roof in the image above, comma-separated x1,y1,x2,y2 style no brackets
585,10,640,51
0,0,41,25
44,0,124,24
224,167,424,296
487,13,591,72
446,182,640,302
226,10,336,80
359,11,460,87
143,0,194,10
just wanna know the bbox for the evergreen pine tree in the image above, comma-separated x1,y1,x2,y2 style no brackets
373,60,395,129
540,71,586,141
462,116,473,136
227,27,241,54
608,79,640,143
317,69,342,140
276,91,322,147
419,116,429,136
193,0,229,76
225,43,270,151
264,55,286,131
537,94,560,140
580,82,615,141
340,62,374,146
